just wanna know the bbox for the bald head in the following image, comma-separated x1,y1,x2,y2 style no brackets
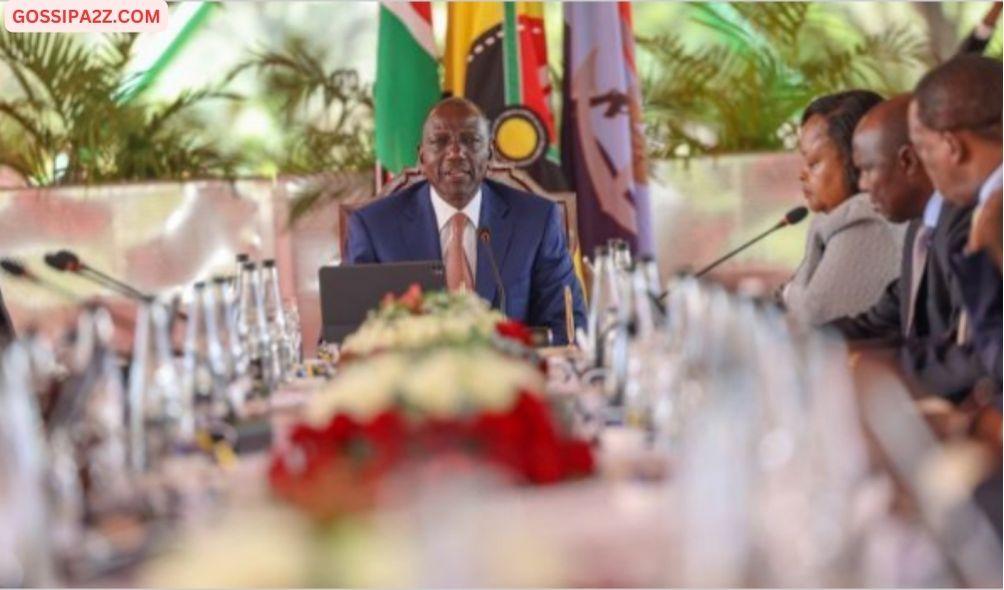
419,97,492,208
423,97,490,136
855,94,912,155
914,55,1002,138
853,94,932,222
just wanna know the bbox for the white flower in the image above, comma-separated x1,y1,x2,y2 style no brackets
400,349,466,418
306,347,545,424
463,349,544,412
306,354,408,423
340,290,505,356
315,291,541,424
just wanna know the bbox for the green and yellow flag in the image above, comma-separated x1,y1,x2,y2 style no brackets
444,2,566,190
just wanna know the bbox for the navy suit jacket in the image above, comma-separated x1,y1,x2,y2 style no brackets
952,248,1003,394
346,179,586,344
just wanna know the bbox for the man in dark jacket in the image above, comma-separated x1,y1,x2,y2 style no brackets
0,286,14,348
909,55,1002,390
828,95,986,401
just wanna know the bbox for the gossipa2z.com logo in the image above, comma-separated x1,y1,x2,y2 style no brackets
4,0,168,32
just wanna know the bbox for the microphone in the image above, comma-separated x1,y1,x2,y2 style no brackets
693,206,808,279
1,257,138,330
1,258,79,301
43,250,190,325
477,227,507,316
44,249,150,301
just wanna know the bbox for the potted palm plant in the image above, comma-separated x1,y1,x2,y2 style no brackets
0,31,237,186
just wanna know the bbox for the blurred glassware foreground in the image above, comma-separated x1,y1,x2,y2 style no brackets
0,245,999,587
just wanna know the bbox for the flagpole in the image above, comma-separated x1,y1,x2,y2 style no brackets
374,160,384,194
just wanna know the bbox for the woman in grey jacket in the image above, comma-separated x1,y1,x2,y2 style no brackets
782,90,906,325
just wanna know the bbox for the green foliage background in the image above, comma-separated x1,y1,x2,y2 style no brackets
0,1,999,187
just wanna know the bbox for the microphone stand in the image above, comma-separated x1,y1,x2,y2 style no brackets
1,259,137,333
44,251,150,301
478,229,507,316
79,266,149,301
694,221,786,278
44,253,188,324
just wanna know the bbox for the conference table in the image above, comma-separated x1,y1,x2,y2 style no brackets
76,346,999,589
97,350,689,588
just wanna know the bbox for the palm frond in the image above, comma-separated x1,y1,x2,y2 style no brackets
639,2,930,159
0,31,235,185
227,36,376,198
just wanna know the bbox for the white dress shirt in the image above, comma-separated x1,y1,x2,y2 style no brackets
977,163,1003,207
922,192,943,229
429,187,481,280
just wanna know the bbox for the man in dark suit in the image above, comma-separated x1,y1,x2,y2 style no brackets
828,95,986,401
909,55,1002,389
347,97,586,344
909,55,1002,538
0,286,14,348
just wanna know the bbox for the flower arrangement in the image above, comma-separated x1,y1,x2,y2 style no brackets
305,347,544,423
340,284,531,357
270,346,592,520
268,285,593,521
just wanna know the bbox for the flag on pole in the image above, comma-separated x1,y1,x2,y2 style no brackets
375,2,440,175
561,2,653,256
444,2,566,190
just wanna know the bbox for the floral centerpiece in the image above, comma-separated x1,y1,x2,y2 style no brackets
269,347,593,520
340,284,533,358
142,287,596,586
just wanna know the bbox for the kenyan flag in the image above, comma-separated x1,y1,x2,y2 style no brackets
375,2,441,174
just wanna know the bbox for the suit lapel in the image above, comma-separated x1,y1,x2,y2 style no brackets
905,220,933,335
900,221,918,334
475,182,513,309
400,183,442,261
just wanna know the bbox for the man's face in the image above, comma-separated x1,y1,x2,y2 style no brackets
854,126,923,223
908,100,969,206
419,104,490,208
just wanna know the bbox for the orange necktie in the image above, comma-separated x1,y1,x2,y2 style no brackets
445,212,474,292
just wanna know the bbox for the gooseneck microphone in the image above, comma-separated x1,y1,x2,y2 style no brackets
477,227,507,316
693,206,809,279
44,249,150,301
2,257,137,328
1,258,80,301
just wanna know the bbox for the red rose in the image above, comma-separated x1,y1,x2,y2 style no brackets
359,410,408,477
413,418,471,456
495,320,534,347
398,283,425,313
560,440,595,477
269,388,596,522
320,414,362,444
471,410,524,474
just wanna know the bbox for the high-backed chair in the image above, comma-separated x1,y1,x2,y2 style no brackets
336,163,578,262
